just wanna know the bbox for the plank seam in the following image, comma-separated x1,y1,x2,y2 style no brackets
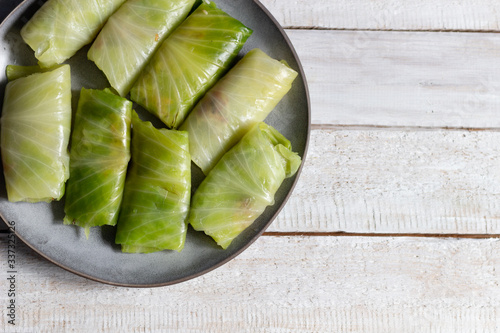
311,124,500,132
263,232,500,239
285,26,500,34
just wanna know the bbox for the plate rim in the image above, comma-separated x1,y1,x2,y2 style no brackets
0,0,311,288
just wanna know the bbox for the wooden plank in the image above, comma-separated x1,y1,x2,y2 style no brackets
261,0,500,31
270,129,500,234
289,29,500,128
2,235,500,332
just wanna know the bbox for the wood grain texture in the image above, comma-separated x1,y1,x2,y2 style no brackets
270,129,500,234
261,0,500,31
288,29,500,128
2,235,500,332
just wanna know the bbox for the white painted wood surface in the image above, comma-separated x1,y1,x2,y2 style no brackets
260,0,500,31
271,129,500,234
3,237,500,332
2,0,500,332
289,29,500,128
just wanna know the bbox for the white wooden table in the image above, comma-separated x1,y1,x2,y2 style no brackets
3,0,500,331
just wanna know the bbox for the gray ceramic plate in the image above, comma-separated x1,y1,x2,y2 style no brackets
0,0,310,287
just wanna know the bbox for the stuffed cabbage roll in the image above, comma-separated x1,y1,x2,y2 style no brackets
88,0,196,97
189,122,302,249
21,0,126,68
179,48,298,174
1,65,72,202
130,1,252,128
64,88,131,236
115,112,191,253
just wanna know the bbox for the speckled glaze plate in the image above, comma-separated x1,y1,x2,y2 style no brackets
0,0,310,287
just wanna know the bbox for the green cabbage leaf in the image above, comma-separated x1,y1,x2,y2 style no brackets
21,0,126,68
63,88,131,236
1,65,72,202
189,122,301,249
130,1,252,128
115,112,191,253
180,48,298,174
88,0,196,96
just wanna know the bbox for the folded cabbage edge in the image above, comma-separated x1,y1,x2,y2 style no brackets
115,112,191,253
21,0,126,68
1,65,72,203
63,88,131,237
189,122,302,249
180,48,298,175
5,64,66,81
88,0,197,97
130,1,253,129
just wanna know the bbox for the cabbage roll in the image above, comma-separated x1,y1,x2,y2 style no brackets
130,1,252,128
21,0,126,68
115,112,191,253
189,122,302,249
179,48,298,174
88,0,196,97
63,88,131,236
1,65,72,202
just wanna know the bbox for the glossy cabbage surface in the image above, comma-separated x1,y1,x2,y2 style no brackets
1,65,72,202
21,0,126,68
180,48,298,174
115,112,191,253
88,0,196,96
189,122,302,249
130,1,252,128
63,88,131,234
